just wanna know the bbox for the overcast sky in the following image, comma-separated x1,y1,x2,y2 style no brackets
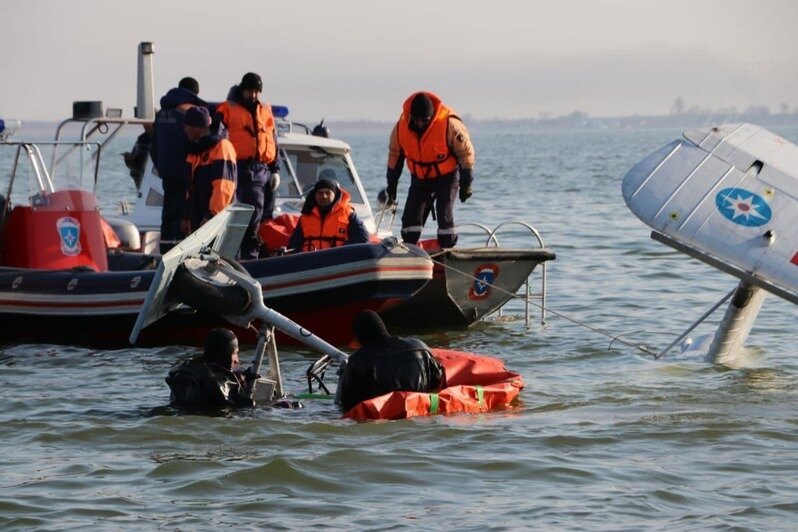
2,0,796,122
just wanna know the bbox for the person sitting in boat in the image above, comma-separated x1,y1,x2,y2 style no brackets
337,310,445,412
287,172,370,252
165,327,257,409
385,91,475,248
181,107,237,233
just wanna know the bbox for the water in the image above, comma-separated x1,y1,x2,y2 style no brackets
2,125,797,529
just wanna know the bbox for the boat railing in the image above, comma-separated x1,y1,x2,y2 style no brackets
50,117,152,188
455,219,549,326
2,140,102,200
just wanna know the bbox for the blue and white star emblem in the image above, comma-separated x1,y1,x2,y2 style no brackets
715,187,772,227
56,216,82,256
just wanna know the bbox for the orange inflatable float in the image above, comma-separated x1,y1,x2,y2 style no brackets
343,348,524,420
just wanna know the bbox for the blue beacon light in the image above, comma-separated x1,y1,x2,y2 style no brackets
271,105,289,119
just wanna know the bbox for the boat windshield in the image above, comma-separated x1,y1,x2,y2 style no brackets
277,146,362,203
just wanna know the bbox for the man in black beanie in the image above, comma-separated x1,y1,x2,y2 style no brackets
386,91,476,248
150,77,207,253
216,72,281,260
165,328,257,409
337,310,445,412
178,76,200,95
287,170,370,252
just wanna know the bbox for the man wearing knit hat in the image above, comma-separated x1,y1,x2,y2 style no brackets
386,91,475,248
166,327,258,409
150,77,207,253
287,170,370,252
215,72,281,259
181,106,237,233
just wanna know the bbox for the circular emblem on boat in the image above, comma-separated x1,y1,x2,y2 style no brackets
469,264,499,300
56,216,82,256
715,188,772,227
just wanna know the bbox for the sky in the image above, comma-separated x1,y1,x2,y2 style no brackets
1,0,797,123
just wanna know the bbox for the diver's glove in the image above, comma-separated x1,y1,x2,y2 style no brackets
240,367,262,383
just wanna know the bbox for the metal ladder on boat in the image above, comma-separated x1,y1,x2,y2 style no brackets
456,220,549,326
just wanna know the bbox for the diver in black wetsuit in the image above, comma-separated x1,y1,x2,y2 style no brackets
166,328,256,409
337,310,445,412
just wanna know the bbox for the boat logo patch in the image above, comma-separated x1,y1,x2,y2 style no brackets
56,216,81,256
469,264,499,300
715,187,772,227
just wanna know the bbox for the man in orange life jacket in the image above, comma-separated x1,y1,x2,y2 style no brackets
337,310,445,412
287,172,370,251
181,107,237,233
150,77,206,253
386,91,475,248
215,72,281,259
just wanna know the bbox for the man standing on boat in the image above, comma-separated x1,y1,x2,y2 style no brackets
287,171,371,252
385,91,475,248
150,77,206,253
181,107,237,232
215,72,281,260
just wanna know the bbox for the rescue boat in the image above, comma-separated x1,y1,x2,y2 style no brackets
111,42,554,331
0,136,432,347
342,348,524,421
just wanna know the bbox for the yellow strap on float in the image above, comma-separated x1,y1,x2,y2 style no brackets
429,393,439,414
476,385,484,407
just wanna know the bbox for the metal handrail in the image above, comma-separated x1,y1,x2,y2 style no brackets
455,222,500,247
454,219,550,326
3,140,103,200
486,220,545,248
51,117,151,187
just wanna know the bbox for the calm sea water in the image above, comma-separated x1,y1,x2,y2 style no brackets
1,124,797,529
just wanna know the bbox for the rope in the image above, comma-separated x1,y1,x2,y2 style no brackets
396,242,658,357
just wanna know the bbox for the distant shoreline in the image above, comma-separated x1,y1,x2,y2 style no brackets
12,111,798,137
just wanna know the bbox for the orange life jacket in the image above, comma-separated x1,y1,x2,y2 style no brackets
298,189,354,251
343,348,524,420
185,138,237,231
397,92,459,179
216,100,277,164
257,213,300,253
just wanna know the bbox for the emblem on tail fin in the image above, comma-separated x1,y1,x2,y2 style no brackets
56,217,81,256
715,188,772,227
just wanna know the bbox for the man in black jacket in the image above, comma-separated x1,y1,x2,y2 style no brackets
166,328,255,409
338,310,445,412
